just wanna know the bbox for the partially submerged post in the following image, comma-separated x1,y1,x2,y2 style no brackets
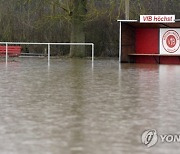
48,43,50,66
117,20,137,63
6,42,8,64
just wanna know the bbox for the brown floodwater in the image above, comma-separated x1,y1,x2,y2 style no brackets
0,58,180,154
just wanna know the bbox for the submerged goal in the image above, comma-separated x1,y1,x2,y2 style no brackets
0,42,94,65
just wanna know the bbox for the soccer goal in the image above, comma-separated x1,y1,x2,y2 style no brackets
0,42,94,65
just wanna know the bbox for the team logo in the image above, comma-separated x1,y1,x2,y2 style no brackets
162,30,180,53
141,129,158,148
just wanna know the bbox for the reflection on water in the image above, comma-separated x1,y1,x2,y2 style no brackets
0,58,180,154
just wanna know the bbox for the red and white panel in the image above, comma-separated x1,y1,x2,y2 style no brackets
160,29,180,55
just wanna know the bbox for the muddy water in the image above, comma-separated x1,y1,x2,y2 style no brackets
0,58,180,154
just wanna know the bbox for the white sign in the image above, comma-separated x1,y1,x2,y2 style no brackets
160,29,180,55
140,15,175,23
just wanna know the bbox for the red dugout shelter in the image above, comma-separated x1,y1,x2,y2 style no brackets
118,15,180,64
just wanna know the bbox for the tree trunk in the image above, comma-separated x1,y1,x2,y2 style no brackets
70,0,87,58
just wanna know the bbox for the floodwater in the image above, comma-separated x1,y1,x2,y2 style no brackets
0,58,180,154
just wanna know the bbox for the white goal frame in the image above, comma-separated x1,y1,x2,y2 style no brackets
0,42,94,65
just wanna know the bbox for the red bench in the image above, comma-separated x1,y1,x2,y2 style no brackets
0,45,22,57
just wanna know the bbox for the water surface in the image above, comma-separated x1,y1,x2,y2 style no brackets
0,58,180,154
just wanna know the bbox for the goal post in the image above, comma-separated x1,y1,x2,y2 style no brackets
0,42,94,65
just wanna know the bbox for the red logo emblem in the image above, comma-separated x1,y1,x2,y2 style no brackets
162,30,180,53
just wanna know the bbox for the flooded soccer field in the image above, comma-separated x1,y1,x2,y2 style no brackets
0,58,180,154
